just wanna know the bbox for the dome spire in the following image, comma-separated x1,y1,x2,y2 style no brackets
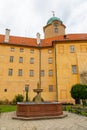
52,11,55,17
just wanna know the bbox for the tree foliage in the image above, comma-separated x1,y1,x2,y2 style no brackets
13,94,24,104
70,84,87,106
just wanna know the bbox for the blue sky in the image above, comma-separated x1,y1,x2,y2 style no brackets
0,0,87,38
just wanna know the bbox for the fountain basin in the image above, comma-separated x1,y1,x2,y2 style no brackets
16,102,63,118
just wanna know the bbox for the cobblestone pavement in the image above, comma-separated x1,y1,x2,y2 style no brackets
0,111,87,130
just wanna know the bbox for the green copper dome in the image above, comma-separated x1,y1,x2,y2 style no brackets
47,16,62,25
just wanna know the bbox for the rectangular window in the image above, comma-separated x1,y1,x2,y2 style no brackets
19,57,23,63
48,57,52,64
10,47,14,52
18,69,22,76
20,48,24,52
70,45,75,53
49,70,53,76
48,49,52,54
25,84,29,92
8,69,13,76
41,70,44,77
49,85,53,92
72,65,77,74
30,58,34,64
30,49,34,54
30,70,34,77
10,56,14,62
54,28,58,33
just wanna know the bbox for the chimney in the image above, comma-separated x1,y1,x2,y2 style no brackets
64,35,67,39
36,33,40,44
4,29,10,43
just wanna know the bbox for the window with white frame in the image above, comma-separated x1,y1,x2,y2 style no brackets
30,49,34,54
49,70,53,76
8,69,13,76
10,47,14,52
19,57,23,63
20,48,24,52
30,58,34,64
54,28,58,33
41,70,44,77
72,65,77,74
48,49,52,54
29,70,34,77
48,57,52,64
70,45,75,53
18,69,22,76
10,56,14,62
49,85,53,92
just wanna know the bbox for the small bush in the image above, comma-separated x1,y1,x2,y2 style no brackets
0,100,3,105
12,94,24,104
0,99,11,105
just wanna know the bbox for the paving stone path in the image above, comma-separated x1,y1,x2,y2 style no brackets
0,111,87,130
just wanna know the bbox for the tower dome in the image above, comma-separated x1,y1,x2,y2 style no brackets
43,15,66,38
47,16,62,25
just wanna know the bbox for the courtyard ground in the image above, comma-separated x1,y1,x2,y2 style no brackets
0,111,87,130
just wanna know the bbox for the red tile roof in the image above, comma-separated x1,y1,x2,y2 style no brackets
0,34,87,47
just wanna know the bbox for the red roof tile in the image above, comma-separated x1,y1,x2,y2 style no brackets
0,34,87,47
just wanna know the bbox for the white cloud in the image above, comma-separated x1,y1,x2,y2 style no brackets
0,0,87,38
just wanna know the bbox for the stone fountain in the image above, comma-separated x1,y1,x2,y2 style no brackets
15,83,65,120
32,82,44,103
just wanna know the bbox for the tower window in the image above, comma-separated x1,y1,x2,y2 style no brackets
54,28,58,33
54,23,58,27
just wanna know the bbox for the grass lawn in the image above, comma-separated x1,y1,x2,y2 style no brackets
0,105,17,113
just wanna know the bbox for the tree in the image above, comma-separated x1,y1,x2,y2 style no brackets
80,84,87,106
70,84,87,106
70,84,83,104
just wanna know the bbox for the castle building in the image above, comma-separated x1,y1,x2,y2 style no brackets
0,16,87,103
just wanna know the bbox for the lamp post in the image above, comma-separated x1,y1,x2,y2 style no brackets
25,84,29,102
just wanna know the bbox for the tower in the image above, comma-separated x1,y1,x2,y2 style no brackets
43,15,66,38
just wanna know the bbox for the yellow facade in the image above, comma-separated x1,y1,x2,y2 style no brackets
0,16,87,103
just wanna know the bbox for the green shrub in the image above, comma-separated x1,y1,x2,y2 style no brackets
12,94,24,104
0,99,11,105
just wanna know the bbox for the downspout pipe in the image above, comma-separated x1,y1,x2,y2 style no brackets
53,41,58,102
